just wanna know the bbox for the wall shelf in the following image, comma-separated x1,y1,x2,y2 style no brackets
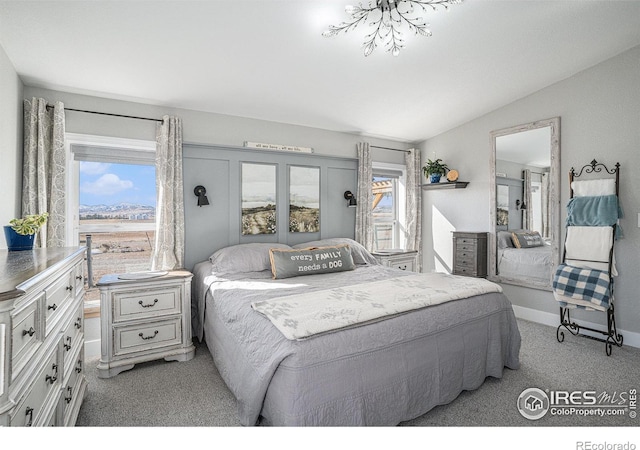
421,181,469,190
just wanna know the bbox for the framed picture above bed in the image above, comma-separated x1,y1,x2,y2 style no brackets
241,163,277,235
289,166,320,233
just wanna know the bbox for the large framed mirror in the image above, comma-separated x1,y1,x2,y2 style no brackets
489,117,560,290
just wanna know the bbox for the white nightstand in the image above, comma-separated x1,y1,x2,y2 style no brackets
96,270,195,378
371,250,419,272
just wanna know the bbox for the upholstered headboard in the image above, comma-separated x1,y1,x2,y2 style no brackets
182,143,358,270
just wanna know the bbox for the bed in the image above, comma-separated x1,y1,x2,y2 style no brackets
192,238,521,426
496,230,552,283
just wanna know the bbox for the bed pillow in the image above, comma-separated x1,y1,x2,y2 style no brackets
511,231,544,249
292,238,379,265
269,245,356,279
497,231,515,249
209,243,292,273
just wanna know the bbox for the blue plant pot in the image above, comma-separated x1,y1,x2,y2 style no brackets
429,174,441,183
3,226,35,251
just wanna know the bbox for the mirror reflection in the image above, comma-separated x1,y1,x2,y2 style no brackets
489,118,560,290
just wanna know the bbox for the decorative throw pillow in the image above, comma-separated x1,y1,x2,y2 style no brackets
511,231,544,249
269,245,356,279
497,231,515,249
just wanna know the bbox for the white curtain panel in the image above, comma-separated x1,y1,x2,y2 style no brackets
151,115,185,271
22,98,66,248
404,148,422,272
355,142,373,251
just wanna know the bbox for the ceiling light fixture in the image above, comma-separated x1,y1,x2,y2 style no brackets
323,0,462,57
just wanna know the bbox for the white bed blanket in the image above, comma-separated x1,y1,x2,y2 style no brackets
251,272,503,340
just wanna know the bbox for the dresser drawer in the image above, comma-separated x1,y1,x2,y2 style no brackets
61,302,83,372
113,318,183,357
11,350,60,427
113,286,181,322
44,271,74,334
454,265,479,277
11,298,41,377
72,262,84,291
62,349,84,424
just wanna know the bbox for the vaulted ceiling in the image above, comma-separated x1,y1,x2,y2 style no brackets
2,1,640,143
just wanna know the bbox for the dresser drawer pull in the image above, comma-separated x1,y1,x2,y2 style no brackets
139,330,159,340
65,386,73,404
76,275,83,281
22,327,36,337
398,265,407,270
76,359,83,374
138,298,159,308
48,303,57,311
66,285,73,291
45,364,58,384
75,317,82,329
64,336,72,351
25,407,34,427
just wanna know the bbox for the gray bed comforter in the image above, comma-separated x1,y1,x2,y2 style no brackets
192,263,521,426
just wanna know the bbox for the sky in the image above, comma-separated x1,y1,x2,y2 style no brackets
79,161,156,207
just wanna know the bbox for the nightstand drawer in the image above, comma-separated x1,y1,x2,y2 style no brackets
114,287,181,322
113,318,182,357
391,259,415,271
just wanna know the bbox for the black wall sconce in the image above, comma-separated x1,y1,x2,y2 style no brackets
194,185,210,207
344,190,357,208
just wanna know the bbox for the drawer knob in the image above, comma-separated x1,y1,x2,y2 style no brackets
48,303,57,311
66,285,73,291
22,327,36,337
25,407,34,427
65,386,73,404
139,298,159,308
45,364,58,384
64,336,72,351
139,330,159,340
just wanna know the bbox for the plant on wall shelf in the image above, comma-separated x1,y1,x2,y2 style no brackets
422,159,449,183
9,212,49,235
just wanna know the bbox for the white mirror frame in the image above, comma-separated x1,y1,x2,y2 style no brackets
488,117,561,290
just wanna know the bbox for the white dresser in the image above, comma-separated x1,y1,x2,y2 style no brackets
96,270,195,378
371,250,419,272
0,247,87,427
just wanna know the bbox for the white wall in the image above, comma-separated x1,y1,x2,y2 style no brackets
0,43,23,246
418,44,640,340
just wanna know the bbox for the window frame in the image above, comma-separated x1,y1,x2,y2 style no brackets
371,161,407,251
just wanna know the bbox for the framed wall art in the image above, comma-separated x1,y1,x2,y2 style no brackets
241,163,277,235
289,166,320,233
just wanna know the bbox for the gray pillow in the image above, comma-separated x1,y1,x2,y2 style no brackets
497,231,515,249
511,231,544,248
209,243,292,273
269,245,356,279
292,238,379,265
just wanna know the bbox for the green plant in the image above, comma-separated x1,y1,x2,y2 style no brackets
422,158,449,177
9,212,49,236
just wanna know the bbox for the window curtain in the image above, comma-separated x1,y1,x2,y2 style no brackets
22,98,66,248
541,172,550,238
151,115,185,270
404,148,422,272
522,169,533,231
355,142,373,251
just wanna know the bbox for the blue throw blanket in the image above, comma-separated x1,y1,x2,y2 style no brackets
566,195,623,238
553,263,611,310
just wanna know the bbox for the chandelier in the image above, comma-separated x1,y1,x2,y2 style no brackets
323,0,462,57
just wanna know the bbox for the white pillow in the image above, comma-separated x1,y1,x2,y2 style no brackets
209,243,291,273
292,238,379,265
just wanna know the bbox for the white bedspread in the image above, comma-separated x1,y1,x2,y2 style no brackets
251,272,503,340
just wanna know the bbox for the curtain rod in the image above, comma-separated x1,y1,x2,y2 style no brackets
370,145,411,153
46,104,163,123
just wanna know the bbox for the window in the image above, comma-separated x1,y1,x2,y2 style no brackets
66,134,156,313
371,162,406,252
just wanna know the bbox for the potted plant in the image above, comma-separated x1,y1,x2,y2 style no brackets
3,212,48,251
422,158,449,183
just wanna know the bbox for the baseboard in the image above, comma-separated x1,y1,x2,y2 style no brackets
85,338,101,360
512,304,640,349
